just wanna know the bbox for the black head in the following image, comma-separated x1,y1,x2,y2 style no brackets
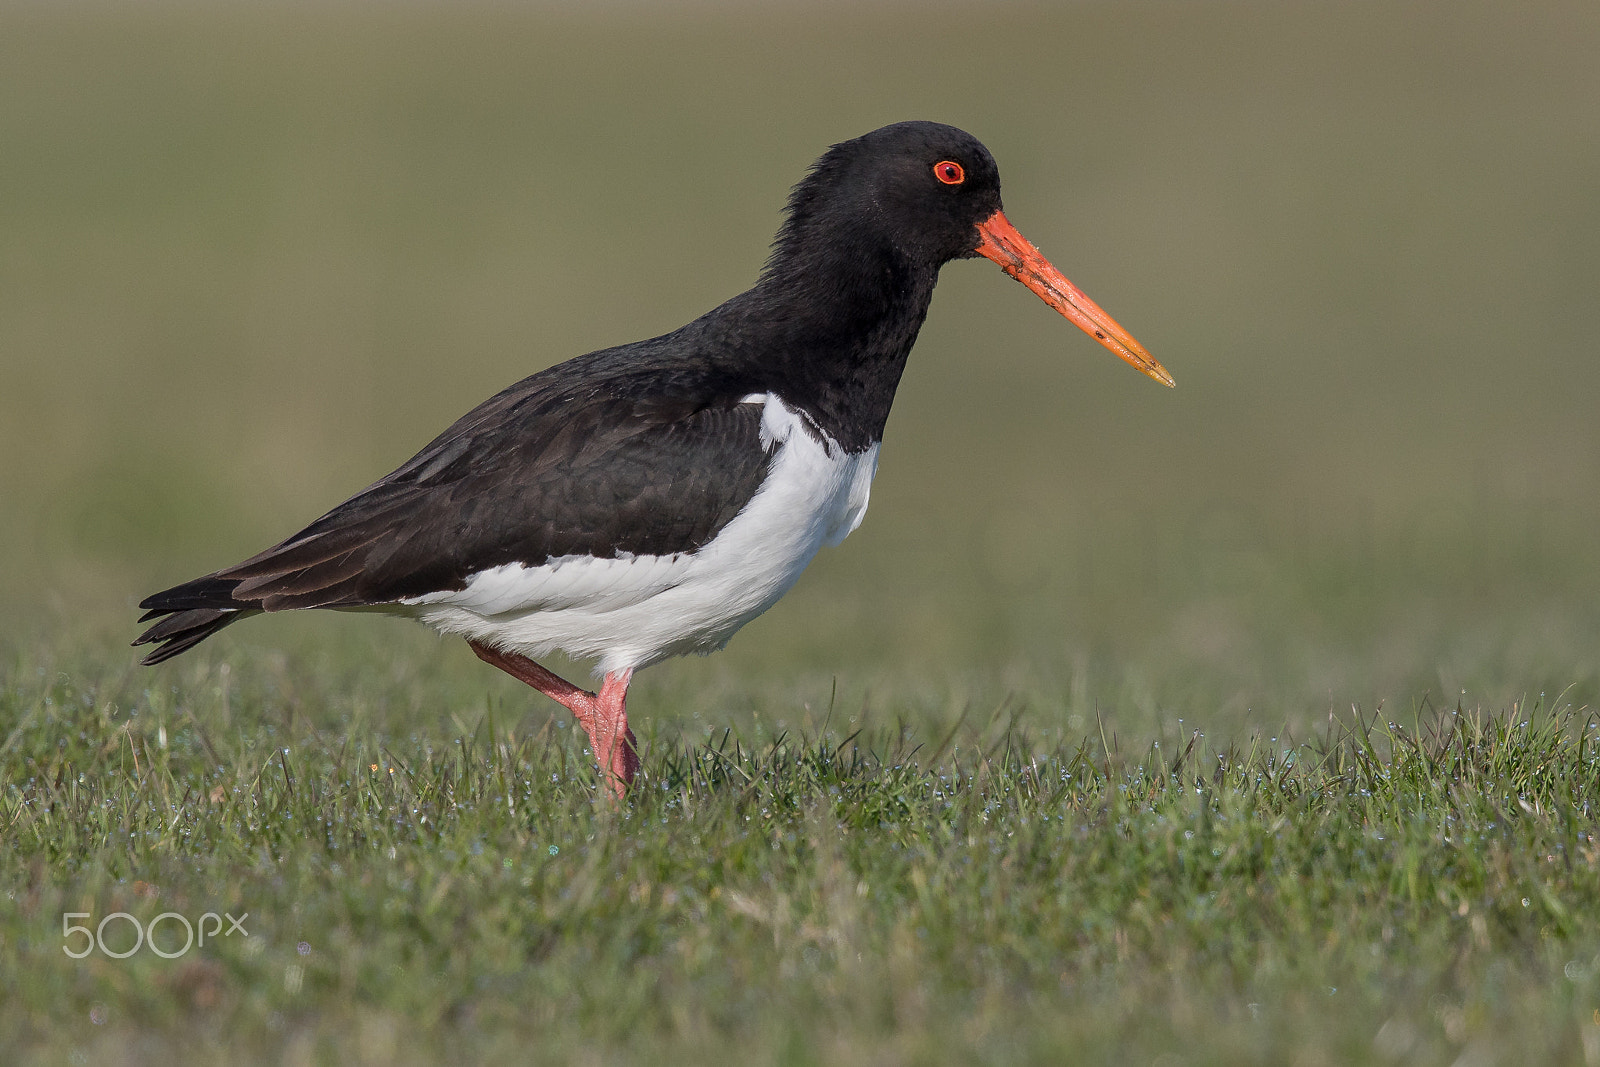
769,121,1005,272
757,121,1173,389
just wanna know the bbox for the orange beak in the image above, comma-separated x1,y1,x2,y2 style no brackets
974,210,1174,387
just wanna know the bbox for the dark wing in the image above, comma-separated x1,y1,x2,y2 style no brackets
135,351,770,664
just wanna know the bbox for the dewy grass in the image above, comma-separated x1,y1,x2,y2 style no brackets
3,659,1598,1064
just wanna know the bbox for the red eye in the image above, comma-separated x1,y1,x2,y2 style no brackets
933,160,965,185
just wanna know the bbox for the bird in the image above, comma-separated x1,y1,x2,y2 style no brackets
134,121,1173,797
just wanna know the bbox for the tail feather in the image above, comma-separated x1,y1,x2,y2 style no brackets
133,468,434,665
134,573,259,664
133,607,257,665
136,575,247,620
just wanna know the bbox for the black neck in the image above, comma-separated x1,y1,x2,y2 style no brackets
698,232,940,452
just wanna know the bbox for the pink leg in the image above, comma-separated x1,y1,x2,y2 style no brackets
469,641,639,797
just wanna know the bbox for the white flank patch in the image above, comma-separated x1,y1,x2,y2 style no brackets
391,394,878,674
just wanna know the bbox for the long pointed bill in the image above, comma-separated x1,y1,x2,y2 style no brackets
974,210,1174,387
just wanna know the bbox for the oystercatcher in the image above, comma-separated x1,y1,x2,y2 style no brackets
135,121,1172,795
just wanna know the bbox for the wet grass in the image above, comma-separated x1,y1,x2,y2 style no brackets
3,643,1599,1064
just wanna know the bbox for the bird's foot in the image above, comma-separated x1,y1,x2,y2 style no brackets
468,641,637,798
584,668,639,797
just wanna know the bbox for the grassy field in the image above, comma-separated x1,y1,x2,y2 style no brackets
3,0,1600,1062
5,649,1599,1064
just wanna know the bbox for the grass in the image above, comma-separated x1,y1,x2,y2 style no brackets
5,0,1600,1062
4,639,1599,1064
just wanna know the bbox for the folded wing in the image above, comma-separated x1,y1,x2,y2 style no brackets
134,355,771,664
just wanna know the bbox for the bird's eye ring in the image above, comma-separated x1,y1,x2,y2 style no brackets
933,160,965,185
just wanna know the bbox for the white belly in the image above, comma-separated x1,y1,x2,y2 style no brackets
393,394,878,674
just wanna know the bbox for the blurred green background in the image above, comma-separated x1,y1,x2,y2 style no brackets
3,0,1598,741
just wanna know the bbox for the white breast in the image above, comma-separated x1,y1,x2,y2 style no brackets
393,394,879,674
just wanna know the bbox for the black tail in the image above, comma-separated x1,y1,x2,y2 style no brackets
133,575,260,665
132,449,455,666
